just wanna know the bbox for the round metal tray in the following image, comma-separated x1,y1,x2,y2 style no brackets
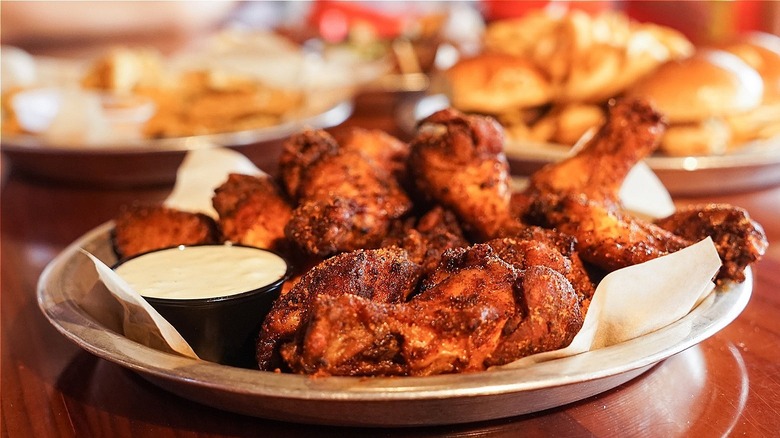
37,222,751,427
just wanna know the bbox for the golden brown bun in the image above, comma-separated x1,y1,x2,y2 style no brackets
444,53,552,114
627,50,764,123
722,32,780,102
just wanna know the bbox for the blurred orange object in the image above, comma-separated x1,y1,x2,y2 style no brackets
625,1,776,45
308,1,416,42
481,0,614,21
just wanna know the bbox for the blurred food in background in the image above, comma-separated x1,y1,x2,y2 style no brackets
718,32,780,146
626,50,765,156
289,0,484,91
442,3,780,157
1,30,381,146
444,8,693,149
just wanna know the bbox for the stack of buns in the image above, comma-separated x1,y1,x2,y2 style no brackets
626,50,764,155
444,8,694,147
443,8,779,156
721,32,780,147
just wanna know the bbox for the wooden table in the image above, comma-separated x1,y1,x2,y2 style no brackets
3,92,780,437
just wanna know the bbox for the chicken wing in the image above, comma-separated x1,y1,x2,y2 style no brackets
256,247,422,371
523,99,765,281
382,206,469,275
534,193,691,272
212,173,293,252
280,129,413,256
408,108,514,241
333,127,411,181
654,204,768,283
528,98,666,204
522,99,693,272
112,204,220,260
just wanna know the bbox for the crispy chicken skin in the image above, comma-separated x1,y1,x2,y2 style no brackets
279,129,413,256
538,193,691,272
256,247,422,371
654,204,768,283
522,99,766,281
485,232,595,314
112,204,220,260
280,241,583,376
382,206,470,275
409,108,514,241
522,99,692,271
528,98,666,204
485,265,582,366
212,173,293,252
333,127,411,181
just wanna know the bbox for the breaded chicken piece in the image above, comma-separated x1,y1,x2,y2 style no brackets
528,98,666,205
654,204,768,283
333,127,411,181
280,129,413,256
112,204,220,260
212,173,293,252
256,247,422,371
382,206,469,275
485,233,595,314
408,108,514,241
537,193,691,272
523,99,692,272
279,241,583,376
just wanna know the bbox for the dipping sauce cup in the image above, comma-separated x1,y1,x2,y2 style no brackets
114,244,289,368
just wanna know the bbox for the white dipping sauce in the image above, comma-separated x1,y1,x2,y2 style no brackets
114,245,287,300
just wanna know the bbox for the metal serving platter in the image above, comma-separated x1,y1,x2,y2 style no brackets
400,94,780,197
1,100,352,187
37,222,751,427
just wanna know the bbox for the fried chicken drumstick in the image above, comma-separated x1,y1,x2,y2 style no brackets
522,99,766,281
409,108,514,241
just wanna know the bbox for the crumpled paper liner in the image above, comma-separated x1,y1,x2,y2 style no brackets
84,146,723,369
84,251,199,359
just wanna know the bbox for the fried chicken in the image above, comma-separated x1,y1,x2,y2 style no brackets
256,247,422,371
522,99,766,282
485,231,595,314
333,127,411,181
212,173,293,252
112,204,220,260
277,241,583,376
522,99,692,271
527,98,666,205
408,108,514,241
536,193,691,272
654,204,768,283
279,129,413,256
382,206,469,275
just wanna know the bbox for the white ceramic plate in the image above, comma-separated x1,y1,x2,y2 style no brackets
400,94,780,196
37,222,751,427
1,100,352,187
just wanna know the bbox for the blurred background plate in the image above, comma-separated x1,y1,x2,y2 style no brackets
400,94,780,196
1,99,352,187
